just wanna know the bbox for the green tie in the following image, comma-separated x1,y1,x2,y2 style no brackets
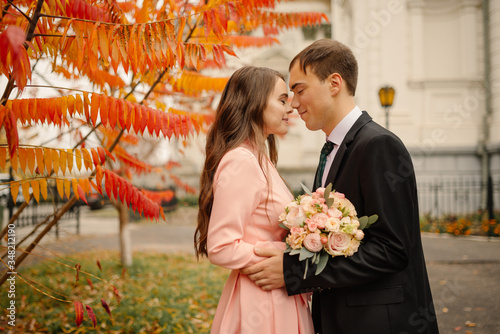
315,141,335,188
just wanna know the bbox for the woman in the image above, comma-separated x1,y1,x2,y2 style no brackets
195,66,314,334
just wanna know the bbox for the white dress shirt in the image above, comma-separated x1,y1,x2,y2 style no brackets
321,106,363,187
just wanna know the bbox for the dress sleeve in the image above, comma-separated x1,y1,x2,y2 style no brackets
207,148,268,270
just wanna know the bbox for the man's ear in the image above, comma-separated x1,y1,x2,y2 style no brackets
329,73,342,97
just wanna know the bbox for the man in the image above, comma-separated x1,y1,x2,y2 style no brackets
241,39,439,333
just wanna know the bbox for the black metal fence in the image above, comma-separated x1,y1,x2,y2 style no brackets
5,198,80,238
416,176,499,218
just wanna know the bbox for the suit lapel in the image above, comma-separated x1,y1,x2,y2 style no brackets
326,111,372,185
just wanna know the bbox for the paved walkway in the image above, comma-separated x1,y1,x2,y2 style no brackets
9,206,500,334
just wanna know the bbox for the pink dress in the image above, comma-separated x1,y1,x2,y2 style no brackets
207,144,314,334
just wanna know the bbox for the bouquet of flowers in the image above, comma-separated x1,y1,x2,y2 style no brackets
279,184,378,278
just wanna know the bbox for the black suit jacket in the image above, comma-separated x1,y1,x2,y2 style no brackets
284,112,439,334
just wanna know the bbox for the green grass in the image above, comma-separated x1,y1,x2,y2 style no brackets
0,252,229,333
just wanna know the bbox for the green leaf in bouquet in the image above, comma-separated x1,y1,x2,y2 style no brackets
358,216,369,230
315,253,329,275
314,251,322,264
300,182,312,196
324,183,334,208
299,247,315,261
365,214,379,229
279,222,290,230
303,258,309,279
290,249,301,256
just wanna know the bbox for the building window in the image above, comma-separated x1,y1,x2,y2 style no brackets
302,23,332,40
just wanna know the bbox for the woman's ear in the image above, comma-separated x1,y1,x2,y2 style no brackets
329,73,342,97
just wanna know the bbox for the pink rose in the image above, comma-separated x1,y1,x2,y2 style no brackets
306,219,318,232
355,229,364,240
328,208,342,219
334,191,345,199
320,236,328,245
325,232,351,256
325,217,340,232
303,233,323,252
315,188,325,197
300,196,316,213
321,204,328,213
312,213,328,229
345,238,361,256
285,204,307,228
352,219,360,229
286,227,307,249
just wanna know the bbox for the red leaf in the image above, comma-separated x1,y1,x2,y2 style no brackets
77,184,88,204
0,26,32,90
118,177,126,203
104,170,113,199
101,299,112,319
140,106,148,134
4,109,18,158
111,285,121,304
118,98,126,129
132,104,142,133
74,301,84,327
99,94,108,127
90,93,99,126
91,148,100,167
147,108,155,136
85,305,97,328
86,277,94,290
97,147,106,165
108,97,117,129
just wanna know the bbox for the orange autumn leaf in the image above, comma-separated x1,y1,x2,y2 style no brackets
30,180,40,203
44,148,53,174
56,179,64,200
52,149,60,174
59,150,67,174
39,178,48,200
21,181,30,203
18,148,27,173
27,148,36,174
35,148,44,174
66,149,74,173
0,147,6,170
74,148,83,171
81,148,93,171
64,179,71,200
10,181,20,204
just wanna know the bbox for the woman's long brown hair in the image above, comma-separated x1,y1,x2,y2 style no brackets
194,66,285,258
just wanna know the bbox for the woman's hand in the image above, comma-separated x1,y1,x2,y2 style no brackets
240,247,285,291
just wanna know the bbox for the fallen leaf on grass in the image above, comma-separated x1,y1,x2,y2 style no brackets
465,320,477,327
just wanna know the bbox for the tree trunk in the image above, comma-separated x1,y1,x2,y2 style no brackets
118,201,133,266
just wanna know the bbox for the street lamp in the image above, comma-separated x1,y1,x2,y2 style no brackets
378,86,395,129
